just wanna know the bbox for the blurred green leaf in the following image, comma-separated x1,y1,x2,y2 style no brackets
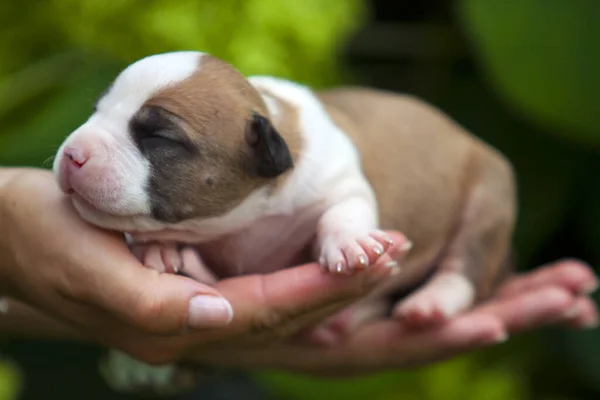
457,0,600,145
0,52,83,120
255,353,529,400
0,359,21,400
37,0,366,87
0,61,120,167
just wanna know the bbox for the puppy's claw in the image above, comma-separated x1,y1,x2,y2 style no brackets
357,255,368,268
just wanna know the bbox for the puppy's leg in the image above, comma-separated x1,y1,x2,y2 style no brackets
130,243,217,283
131,242,182,274
315,192,395,274
395,148,516,327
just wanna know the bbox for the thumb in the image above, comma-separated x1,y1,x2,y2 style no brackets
80,248,233,335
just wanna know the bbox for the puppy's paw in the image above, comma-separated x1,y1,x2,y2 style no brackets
394,272,475,328
318,230,394,274
131,243,182,274
100,351,196,395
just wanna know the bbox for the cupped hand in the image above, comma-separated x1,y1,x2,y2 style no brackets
188,259,598,375
0,168,408,364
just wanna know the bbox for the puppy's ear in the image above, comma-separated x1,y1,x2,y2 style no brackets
245,113,293,178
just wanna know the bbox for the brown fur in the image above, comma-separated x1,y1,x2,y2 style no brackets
252,87,304,192
317,87,516,299
138,56,302,221
134,54,515,300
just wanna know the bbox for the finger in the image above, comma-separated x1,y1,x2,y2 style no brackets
8,182,236,337
563,297,599,330
471,286,576,333
336,315,505,372
213,231,409,340
297,299,389,346
328,299,390,334
215,261,392,340
69,239,233,334
198,315,506,374
498,259,598,298
295,287,585,375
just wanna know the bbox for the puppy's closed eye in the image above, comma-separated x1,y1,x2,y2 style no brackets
130,106,192,155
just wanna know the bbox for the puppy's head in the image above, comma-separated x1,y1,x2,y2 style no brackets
53,51,293,234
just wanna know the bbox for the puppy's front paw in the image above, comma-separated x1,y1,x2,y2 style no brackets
318,230,394,274
131,243,182,274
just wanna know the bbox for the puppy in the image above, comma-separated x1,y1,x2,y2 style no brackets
52,51,516,392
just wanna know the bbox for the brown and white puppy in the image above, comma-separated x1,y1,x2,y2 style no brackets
52,51,516,391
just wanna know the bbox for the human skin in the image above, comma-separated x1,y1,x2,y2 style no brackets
0,168,407,364
0,168,597,374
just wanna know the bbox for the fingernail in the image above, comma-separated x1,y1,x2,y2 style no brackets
389,242,412,261
358,255,368,267
493,332,509,343
582,281,599,295
400,241,413,252
477,330,509,345
563,304,580,319
188,295,233,328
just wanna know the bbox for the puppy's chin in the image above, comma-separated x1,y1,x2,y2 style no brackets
69,193,161,233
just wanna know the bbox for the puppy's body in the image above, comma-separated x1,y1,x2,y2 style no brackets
53,51,516,392
320,88,515,300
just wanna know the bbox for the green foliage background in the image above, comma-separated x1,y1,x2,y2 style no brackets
0,1,598,399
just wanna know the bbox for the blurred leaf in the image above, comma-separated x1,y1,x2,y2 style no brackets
0,61,120,167
38,0,366,87
0,358,21,400
254,369,420,400
457,0,600,146
0,52,83,120
255,353,529,400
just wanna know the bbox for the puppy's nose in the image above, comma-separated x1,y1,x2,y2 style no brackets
64,146,89,169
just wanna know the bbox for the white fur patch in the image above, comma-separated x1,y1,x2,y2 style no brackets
53,52,205,226
95,52,204,121
54,54,378,266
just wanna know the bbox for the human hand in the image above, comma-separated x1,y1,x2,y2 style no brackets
0,168,409,363
187,259,598,375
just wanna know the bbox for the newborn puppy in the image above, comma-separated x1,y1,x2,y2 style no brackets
52,51,516,392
